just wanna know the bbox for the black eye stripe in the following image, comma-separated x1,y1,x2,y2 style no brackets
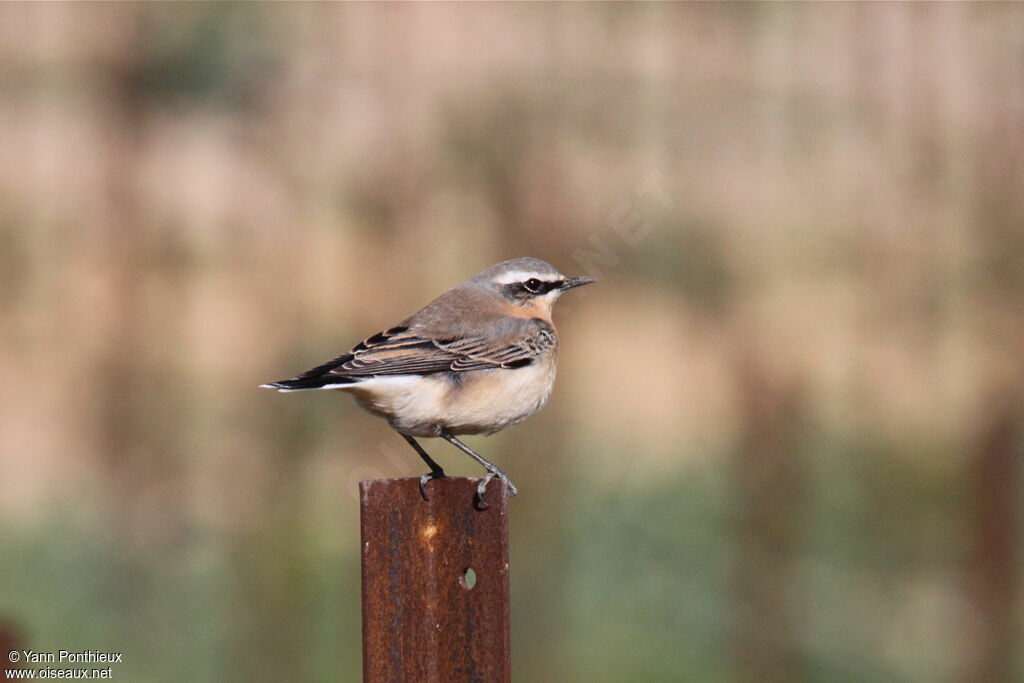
522,279,557,294
501,278,560,298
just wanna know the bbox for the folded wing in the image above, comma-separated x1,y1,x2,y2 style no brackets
262,320,554,391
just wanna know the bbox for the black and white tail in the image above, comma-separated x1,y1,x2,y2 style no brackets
260,353,359,392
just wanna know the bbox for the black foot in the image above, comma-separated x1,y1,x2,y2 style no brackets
419,469,446,500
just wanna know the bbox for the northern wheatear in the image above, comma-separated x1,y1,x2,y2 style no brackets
261,257,594,505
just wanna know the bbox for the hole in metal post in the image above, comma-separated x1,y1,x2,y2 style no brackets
460,567,477,590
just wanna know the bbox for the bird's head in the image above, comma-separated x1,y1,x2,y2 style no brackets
474,257,595,318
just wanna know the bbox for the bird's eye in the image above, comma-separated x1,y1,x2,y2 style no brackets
524,278,543,293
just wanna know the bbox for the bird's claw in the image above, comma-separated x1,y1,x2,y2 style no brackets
419,470,446,500
474,471,518,509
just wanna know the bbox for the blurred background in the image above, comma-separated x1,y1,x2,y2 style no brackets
1,3,1023,681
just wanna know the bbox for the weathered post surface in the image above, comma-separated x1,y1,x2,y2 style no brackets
360,477,510,683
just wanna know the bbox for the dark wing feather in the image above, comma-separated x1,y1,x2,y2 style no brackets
264,320,554,390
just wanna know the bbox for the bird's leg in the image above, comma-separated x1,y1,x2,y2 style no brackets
400,434,446,500
439,430,518,506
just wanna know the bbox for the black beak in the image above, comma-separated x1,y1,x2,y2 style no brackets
560,276,596,291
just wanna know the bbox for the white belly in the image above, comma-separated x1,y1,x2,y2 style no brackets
341,360,556,437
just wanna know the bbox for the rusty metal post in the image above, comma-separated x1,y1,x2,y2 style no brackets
360,477,510,683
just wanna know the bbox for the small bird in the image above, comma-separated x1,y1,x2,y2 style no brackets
261,257,594,505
